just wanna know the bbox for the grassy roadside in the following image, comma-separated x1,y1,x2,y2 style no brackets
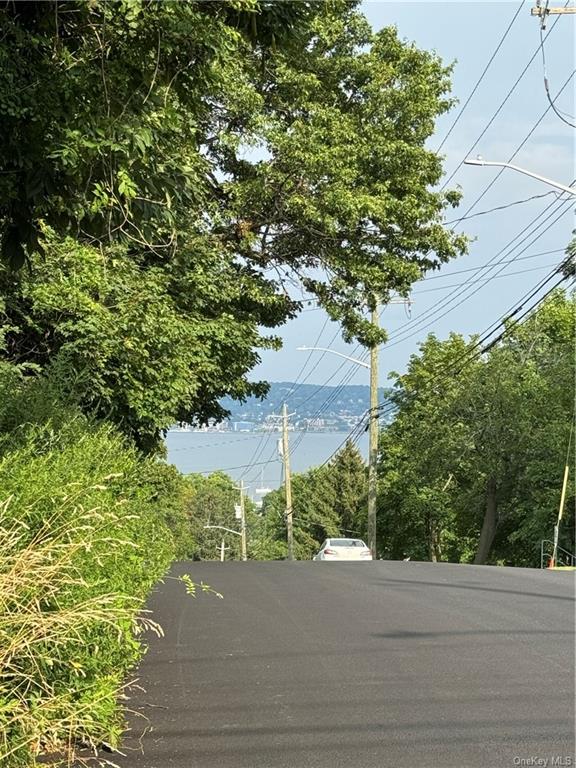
0,413,191,766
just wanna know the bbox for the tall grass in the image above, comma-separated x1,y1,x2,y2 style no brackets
0,416,185,766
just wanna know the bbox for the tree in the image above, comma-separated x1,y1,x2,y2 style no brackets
0,231,286,451
1,0,466,343
1,1,470,450
184,472,253,561
0,0,325,267
257,440,368,559
377,290,575,566
377,333,480,562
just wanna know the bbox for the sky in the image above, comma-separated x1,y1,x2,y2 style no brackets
250,0,575,390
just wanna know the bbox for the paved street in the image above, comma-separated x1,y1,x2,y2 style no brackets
114,562,575,768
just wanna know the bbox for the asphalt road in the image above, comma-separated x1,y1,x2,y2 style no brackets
113,562,575,768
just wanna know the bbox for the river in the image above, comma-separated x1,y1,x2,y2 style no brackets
166,430,369,492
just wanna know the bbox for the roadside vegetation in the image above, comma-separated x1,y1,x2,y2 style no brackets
0,0,572,764
258,290,575,567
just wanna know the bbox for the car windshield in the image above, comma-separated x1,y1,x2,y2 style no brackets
328,539,366,547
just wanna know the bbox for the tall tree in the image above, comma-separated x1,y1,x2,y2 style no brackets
1,0,469,448
1,0,466,341
377,290,575,566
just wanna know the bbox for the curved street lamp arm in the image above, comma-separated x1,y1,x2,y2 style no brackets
296,346,370,369
464,158,576,197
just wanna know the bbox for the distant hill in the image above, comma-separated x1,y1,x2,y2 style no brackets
220,382,391,430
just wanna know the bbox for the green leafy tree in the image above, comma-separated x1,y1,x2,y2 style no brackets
185,471,251,561
378,333,480,562
1,0,466,344
0,231,286,451
377,290,575,566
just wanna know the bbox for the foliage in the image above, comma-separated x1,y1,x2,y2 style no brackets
0,371,192,765
259,441,368,559
377,291,575,566
0,231,286,452
184,472,247,561
0,0,466,345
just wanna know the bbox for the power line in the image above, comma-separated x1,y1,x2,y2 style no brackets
451,67,576,224
374,266,574,424
384,191,574,347
443,191,557,224
417,247,564,281
411,261,563,294
435,0,526,154
440,5,569,192
539,22,576,127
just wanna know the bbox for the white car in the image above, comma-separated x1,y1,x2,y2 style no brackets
313,538,373,561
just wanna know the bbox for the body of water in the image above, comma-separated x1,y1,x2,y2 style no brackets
166,430,369,493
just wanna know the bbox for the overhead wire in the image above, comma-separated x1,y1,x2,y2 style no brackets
443,191,557,224
374,266,575,424
384,187,575,348
435,0,526,153
439,2,570,192
415,247,564,281
317,262,574,471
450,67,575,222
410,261,565,294
538,10,576,127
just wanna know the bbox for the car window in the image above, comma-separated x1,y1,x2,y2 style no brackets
329,539,365,547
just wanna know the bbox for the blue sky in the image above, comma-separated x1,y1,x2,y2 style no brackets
251,0,575,389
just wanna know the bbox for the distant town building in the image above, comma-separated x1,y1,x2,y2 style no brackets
231,421,255,432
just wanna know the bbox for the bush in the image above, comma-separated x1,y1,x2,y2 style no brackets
0,408,184,765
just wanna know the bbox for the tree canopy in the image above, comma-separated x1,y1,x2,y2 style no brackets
1,0,465,346
377,290,575,566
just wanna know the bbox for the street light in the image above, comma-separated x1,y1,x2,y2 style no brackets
297,339,379,559
296,346,370,368
464,157,576,197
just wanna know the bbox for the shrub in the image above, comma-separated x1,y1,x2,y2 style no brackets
0,412,182,765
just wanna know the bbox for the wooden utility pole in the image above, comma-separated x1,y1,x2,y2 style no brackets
239,479,247,562
367,304,379,559
282,403,294,561
219,539,230,562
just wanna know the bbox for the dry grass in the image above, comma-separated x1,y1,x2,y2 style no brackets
0,496,161,767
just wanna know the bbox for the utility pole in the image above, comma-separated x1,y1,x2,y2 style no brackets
531,5,576,19
239,479,247,562
367,303,379,559
218,539,230,562
550,428,572,568
282,403,294,561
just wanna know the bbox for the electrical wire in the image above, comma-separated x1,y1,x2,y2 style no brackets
539,22,576,127
384,191,574,348
440,4,569,192
417,247,564,281
451,68,576,224
435,0,526,154
411,261,563,294
443,191,557,224
374,267,575,424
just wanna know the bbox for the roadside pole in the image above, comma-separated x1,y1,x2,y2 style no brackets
549,420,573,568
239,479,247,562
282,403,294,561
367,304,379,559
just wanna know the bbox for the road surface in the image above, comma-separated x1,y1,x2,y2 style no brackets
113,561,575,768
